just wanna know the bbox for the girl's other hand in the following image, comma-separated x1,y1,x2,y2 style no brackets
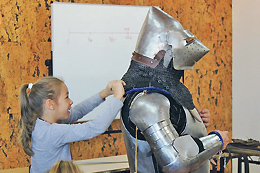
199,108,210,128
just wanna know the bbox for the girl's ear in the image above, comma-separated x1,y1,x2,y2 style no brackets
45,99,55,110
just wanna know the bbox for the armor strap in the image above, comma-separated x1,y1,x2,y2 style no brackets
135,126,138,173
209,131,224,149
132,50,166,68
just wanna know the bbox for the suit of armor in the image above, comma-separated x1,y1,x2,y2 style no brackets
121,7,223,173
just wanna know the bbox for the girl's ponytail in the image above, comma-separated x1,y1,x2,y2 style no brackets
19,83,36,156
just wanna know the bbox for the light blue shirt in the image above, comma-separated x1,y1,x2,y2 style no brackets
30,93,123,173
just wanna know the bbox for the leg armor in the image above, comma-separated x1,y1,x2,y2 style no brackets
121,91,223,173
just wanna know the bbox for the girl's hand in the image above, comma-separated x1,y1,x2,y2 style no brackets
100,80,126,100
199,108,211,128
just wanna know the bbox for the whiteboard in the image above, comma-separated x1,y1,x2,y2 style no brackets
51,2,149,120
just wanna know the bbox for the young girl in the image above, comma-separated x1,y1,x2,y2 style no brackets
19,76,125,173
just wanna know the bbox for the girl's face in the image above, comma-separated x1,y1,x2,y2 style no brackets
55,83,73,121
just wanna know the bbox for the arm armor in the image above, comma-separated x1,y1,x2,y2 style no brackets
129,92,222,173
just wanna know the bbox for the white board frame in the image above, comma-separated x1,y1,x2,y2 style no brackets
51,2,149,120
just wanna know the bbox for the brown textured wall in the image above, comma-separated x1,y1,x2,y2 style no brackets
0,0,232,171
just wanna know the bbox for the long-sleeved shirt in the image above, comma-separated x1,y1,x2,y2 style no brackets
30,93,123,173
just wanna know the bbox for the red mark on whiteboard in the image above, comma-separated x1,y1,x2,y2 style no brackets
124,27,132,39
109,37,116,42
126,35,132,40
124,27,130,31
88,37,93,42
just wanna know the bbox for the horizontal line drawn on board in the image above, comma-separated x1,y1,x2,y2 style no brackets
66,27,139,43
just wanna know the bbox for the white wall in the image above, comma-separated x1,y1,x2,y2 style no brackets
233,0,260,172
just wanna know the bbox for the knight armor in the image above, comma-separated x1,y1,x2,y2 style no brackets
121,7,223,173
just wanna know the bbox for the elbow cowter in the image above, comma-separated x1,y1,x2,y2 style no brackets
142,122,222,173
162,137,222,173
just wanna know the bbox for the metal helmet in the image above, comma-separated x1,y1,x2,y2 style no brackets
135,7,209,70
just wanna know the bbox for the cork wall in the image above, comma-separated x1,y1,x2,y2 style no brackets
0,0,232,170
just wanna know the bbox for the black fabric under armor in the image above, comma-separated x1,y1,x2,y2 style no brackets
121,58,195,110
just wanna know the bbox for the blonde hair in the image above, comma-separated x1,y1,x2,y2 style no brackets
47,160,83,173
19,76,64,156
